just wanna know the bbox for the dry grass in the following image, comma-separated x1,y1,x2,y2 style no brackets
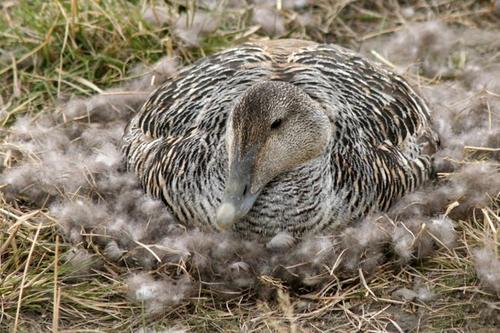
1,0,499,332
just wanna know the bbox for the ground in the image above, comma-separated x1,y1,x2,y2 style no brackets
0,1,499,332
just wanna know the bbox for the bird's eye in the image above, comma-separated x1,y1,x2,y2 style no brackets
270,119,283,130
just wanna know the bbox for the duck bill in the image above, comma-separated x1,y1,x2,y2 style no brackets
216,152,260,230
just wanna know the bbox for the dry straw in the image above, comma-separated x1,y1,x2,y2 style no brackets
0,1,499,332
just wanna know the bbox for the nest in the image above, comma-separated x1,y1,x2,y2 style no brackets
0,1,499,332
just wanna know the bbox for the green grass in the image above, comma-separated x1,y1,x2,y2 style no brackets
1,0,499,332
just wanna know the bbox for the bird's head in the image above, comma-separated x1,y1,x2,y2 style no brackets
216,81,332,230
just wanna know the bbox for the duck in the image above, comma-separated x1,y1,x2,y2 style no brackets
122,39,438,238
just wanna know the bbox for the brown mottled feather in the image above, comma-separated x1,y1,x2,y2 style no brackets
122,39,438,237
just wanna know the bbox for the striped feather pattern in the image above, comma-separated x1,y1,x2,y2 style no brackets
122,39,438,237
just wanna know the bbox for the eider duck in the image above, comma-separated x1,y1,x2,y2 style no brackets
123,39,438,237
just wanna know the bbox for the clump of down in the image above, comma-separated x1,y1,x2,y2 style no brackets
393,284,434,303
472,247,500,294
252,6,285,36
174,11,220,47
127,273,192,315
340,215,391,273
391,215,457,264
1,22,499,314
142,5,170,27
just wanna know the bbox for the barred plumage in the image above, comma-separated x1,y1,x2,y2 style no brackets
122,39,438,237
